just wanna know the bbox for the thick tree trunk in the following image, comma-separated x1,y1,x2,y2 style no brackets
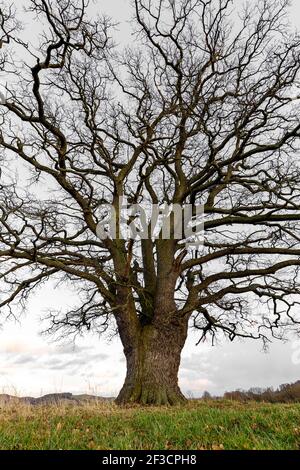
116,322,188,405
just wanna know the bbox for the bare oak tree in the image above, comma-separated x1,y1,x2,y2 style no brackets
1,0,300,405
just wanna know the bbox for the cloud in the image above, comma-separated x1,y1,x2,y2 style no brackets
11,354,37,365
0,341,48,355
55,343,95,355
1,313,300,398
0,337,110,381
179,336,300,397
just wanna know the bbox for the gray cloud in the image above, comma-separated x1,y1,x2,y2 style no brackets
0,344,109,375
180,337,300,396
12,354,38,365
55,344,95,355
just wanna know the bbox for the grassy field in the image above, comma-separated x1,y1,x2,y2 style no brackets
0,400,299,450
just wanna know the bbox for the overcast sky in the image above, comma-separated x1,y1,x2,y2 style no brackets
1,0,300,398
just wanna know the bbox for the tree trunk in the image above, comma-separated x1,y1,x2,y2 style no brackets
116,322,188,406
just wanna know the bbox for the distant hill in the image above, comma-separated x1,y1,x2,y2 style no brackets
0,393,114,406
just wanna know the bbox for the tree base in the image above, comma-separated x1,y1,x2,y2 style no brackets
116,324,188,406
115,383,187,406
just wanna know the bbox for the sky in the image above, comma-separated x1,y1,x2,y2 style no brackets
1,0,300,398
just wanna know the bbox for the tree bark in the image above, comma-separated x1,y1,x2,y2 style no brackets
116,322,188,405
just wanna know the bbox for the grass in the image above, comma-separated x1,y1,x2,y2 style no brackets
0,399,300,450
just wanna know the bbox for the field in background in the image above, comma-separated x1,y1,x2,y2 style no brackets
0,400,299,450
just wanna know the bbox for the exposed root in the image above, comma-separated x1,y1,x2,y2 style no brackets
116,384,187,406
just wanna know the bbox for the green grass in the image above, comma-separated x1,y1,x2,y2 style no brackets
0,400,300,450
